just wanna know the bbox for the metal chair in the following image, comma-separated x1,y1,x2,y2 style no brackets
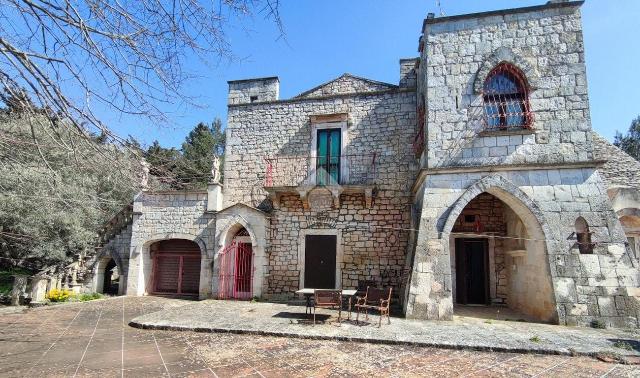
313,289,342,325
355,287,392,327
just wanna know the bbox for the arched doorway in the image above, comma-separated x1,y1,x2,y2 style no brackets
150,239,201,297
218,227,254,299
102,259,119,295
449,192,556,322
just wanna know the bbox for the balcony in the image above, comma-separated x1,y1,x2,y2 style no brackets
264,154,377,209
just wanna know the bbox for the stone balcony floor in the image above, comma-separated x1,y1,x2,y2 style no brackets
130,298,640,358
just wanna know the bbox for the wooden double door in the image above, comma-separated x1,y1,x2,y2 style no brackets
152,239,201,296
455,238,489,305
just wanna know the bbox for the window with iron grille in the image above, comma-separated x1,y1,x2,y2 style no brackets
482,63,533,131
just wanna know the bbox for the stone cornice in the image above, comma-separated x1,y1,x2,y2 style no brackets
411,159,606,196
227,87,417,109
422,1,584,33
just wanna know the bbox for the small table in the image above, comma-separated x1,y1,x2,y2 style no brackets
295,289,358,320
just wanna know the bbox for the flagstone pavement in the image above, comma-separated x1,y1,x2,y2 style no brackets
0,296,639,377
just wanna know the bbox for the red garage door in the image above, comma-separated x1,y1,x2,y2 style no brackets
151,239,201,296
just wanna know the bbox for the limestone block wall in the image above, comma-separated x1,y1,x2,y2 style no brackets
408,170,640,327
418,2,594,169
127,191,216,299
268,192,411,299
225,88,418,298
224,89,418,207
296,74,397,99
228,77,280,105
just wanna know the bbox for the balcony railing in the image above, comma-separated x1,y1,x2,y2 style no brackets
264,153,377,188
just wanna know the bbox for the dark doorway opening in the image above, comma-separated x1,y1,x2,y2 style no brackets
103,259,119,295
455,238,489,305
304,235,337,289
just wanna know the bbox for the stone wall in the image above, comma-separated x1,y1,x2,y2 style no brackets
408,170,640,327
418,2,594,169
228,77,280,105
126,191,216,298
225,86,418,298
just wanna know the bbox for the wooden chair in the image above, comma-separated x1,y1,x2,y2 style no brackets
355,287,392,327
313,289,342,325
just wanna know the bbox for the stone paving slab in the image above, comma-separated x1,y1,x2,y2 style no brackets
130,299,640,358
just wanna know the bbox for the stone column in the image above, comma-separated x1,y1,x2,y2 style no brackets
207,183,224,212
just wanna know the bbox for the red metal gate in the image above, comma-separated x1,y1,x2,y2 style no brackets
218,241,254,300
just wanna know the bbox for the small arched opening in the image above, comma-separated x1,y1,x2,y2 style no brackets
102,259,119,295
575,217,594,255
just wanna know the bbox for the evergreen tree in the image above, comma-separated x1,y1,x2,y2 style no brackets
614,116,640,161
178,119,226,188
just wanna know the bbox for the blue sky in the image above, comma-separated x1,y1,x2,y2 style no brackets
106,1,640,148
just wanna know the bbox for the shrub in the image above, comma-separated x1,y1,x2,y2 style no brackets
46,288,74,302
591,319,607,329
530,336,541,343
78,293,103,302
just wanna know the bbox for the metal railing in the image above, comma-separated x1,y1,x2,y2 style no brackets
264,153,377,188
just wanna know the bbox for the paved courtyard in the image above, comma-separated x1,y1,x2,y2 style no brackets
0,297,638,377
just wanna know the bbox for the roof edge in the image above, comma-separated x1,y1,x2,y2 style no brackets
294,73,398,99
422,1,584,32
227,76,279,84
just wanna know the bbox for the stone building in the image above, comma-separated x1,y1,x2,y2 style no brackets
88,0,640,328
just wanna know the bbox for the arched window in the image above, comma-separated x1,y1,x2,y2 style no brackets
575,217,594,254
483,63,532,130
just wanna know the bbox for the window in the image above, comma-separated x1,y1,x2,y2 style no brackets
575,217,594,254
316,128,341,185
483,63,532,130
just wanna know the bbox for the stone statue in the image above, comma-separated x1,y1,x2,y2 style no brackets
211,155,221,184
140,158,150,190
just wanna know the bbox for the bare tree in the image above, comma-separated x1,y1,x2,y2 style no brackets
0,0,282,146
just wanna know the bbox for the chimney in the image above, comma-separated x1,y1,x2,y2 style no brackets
399,58,419,88
427,12,435,19
227,76,279,105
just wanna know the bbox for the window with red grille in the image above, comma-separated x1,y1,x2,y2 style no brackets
482,63,533,130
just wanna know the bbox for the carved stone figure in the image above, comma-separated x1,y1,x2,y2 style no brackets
140,159,150,190
211,155,221,184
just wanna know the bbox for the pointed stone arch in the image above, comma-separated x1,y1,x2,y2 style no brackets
441,174,550,239
441,174,559,323
473,47,540,94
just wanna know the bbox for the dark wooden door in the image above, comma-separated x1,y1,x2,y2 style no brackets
455,238,489,305
304,235,337,289
152,239,201,296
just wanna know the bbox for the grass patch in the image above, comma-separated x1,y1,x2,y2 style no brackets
529,336,541,343
77,293,103,302
613,341,633,351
